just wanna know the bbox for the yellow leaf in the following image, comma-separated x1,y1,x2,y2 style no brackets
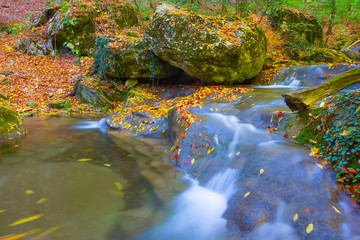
228,153,233,158
9,214,43,226
0,209,6,213
109,190,125,198
310,147,320,158
77,158,92,162
332,206,342,215
104,164,111,167
315,163,323,169
114,182,123,191
0,228,41,240
236,152,240,156
191,158,195,165
244,192,250,198
25,190,34,194
36,198,47,204
319,101,325,108
207,147,214,154
341,130,352,136
260,169,264,174
29,226,61,240
306,223,314,233
293,213,298,222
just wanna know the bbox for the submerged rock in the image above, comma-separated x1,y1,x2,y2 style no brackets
0,102,25,141
143,4,267,84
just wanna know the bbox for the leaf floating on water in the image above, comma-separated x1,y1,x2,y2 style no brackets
77,158,92,162
332,206,342,215
315,163,323,169
0,227,41,240
306,223,314,234
191,158,195,165
207,147,214,154
36,198,47,204
25,190,34,194
109,190,124,198
244,192,250,198
114,182,123,191
9,214,43,226
293,213,298,222
29,226,61,240
304,208,310,213
319,101,325,108
228,153,233,158
260,169,264,174
104,164,111,167
0,209,6,213
236,152,240,156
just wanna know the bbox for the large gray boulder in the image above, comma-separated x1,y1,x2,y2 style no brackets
143,4,267,84
16,36,55,56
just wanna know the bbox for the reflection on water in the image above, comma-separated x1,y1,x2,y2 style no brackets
0,117,179,239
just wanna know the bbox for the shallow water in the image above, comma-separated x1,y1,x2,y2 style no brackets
1,87,360,240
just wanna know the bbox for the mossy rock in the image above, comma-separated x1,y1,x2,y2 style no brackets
94,32,179,81
16,35,55,56
281,29,311,60
270,7,323,47
48,99,71,109
46,0,138,55
143,4,267,84
71,81,114,109
0,102,24,141
341,49,360,61
309,48,351,63
26,11,46,29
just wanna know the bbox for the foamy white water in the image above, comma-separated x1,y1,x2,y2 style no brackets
139,169,239,240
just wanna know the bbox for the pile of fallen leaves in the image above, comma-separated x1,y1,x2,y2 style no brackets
0,34,99,116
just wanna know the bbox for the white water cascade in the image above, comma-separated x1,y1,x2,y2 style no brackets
139,169,239,240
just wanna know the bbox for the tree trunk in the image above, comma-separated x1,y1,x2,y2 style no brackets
282,67,360,111
326,0,336,36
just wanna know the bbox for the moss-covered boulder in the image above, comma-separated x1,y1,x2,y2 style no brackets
270,7,323,47
309,48,351,63
341,48,360,61
26,11,46,29
16,35,55,56
0,102,24,141
16,0,138,56
143,4,267,84
46,0,138,55
70,77,114,109
94,28,179,80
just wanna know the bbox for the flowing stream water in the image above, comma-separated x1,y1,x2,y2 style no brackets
1,83,360,239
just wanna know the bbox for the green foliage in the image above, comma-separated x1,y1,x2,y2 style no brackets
7,22,26,35
319,90,360,171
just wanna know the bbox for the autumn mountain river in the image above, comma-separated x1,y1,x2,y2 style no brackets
1,85,360,240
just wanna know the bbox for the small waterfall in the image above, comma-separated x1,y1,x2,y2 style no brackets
71,121,101,129
245,203,299,240
139,169,239,240
71,119,107,133
206,113,269,159
206,168,239,198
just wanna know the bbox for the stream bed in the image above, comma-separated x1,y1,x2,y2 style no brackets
1,86,360,240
